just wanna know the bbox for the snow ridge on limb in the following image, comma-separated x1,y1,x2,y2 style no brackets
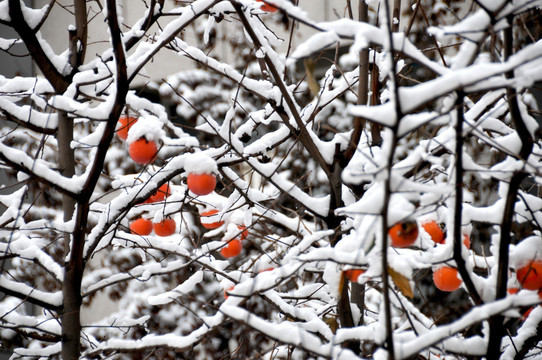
221,304,360,360
291,19,449,76
0,142,82,196
126,0,223,84
395,293,541,358
83,312,226,357
0,276,62,310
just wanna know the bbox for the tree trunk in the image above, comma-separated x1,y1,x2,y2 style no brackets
61,2,88,358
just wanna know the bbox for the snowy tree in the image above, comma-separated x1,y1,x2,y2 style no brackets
1,0,542,359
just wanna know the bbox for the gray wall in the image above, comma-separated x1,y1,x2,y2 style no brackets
0,11,33,360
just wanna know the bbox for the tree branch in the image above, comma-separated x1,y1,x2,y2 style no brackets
343,0,369,165
230,1,331,178
8,0,69,92
124,0,165,51
0,277,62,311
0,111,57,135
381,0,402,356
452,93,483,307
0,145,79,199
73,0,88,69
127,0,222,84
487,15,534,357
61,1,130,358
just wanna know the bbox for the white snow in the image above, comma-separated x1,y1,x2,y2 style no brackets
148,271,204,305
184,151,218,174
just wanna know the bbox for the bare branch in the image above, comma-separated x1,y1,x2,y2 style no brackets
8,0,69,92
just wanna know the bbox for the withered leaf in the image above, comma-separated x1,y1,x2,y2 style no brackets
388,266,413,298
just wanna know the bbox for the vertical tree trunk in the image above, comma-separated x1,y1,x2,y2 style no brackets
61,2,88,358
59,110,79,359
73,0,88,67
350,0,369,325
61,233,84,360
57,112,75,224
391,0,401,32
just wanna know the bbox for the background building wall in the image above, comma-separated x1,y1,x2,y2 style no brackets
0,7,33,359
33,0,372,86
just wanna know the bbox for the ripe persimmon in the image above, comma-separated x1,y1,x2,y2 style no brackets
220,239,242,258
507,287,519,295
187,173,216,196
344,269,365,283
129,138,158,165
237,225,249,240
117,116,137,140
433,266,462,292
200,209,224,229
422,221,444,244
256,0,278,12
153,218,176,237
130,218,152,236
463,234,471,249
149,183,171,203
522,306,534,321
389,221,418,248
517,260,542,290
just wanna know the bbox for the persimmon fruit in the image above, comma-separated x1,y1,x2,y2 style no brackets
149,183,171,203
256,0,278,12
522,306,534,321
130,218,152,236
422,221,444,244
237,225,249,240
344,269,365,283
117,116,137,140
200,209,224,229
153,218,176,237
220,239,242,258
463,234,471,249
507,287,519,295
129,138,158,165
433,266,462,292
517,260,542,290
389,221,418,248
187,173,216,196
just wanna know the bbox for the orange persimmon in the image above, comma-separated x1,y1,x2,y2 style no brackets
129,138,158,165
149,183,171,203
220,239,242,258
130,218,152,236
463,234,471,249
256,0,278,12
237,225,249,240
517,260,542,290
389,221,419,248
187,173,216,196
200,209,224,229
422,221,445,244
344,269,365,283
153,218,176,237
117,116,137,140
433,266,462,292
